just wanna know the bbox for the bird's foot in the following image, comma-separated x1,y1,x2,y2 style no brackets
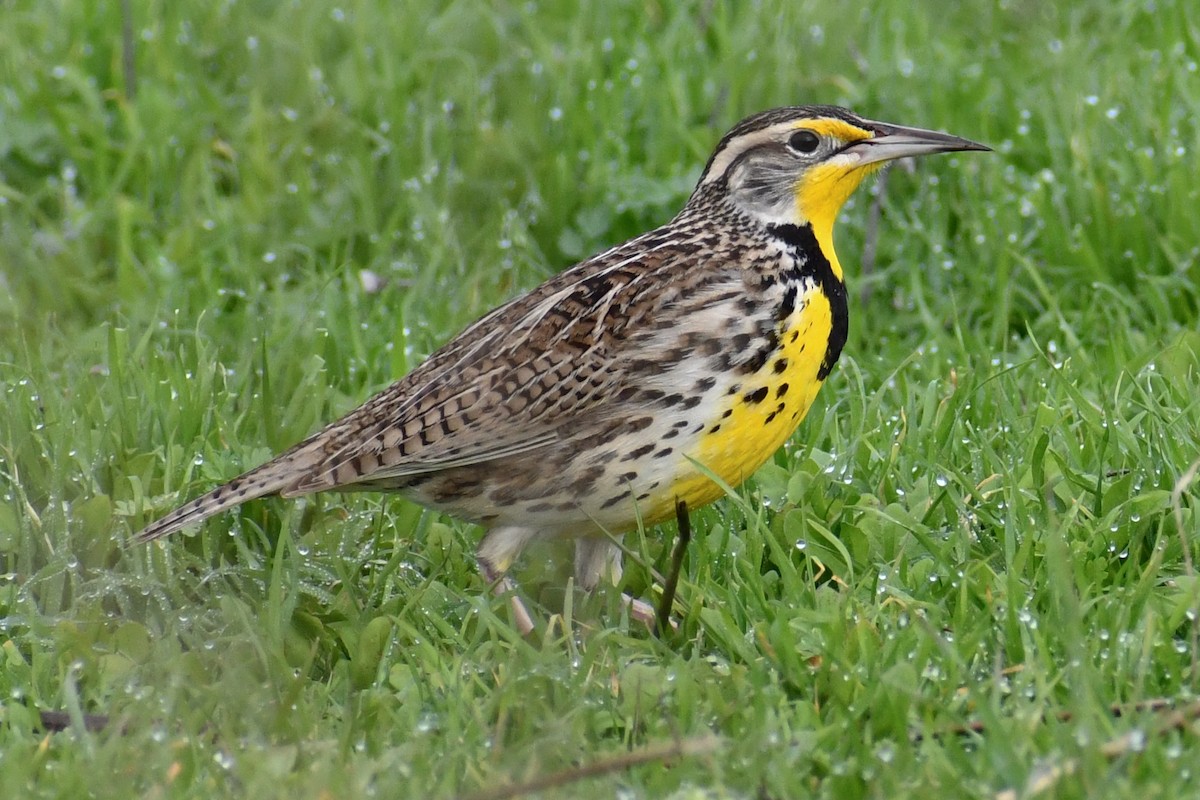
624,593,678,631
477,558,536,636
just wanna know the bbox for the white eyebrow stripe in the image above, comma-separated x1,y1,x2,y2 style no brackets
698,122,800,187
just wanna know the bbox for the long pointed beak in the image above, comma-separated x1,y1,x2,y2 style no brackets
844,121,991,167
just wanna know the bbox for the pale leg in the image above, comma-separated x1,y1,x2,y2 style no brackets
477,556,535,636
477,525,540,636
574,535,672,630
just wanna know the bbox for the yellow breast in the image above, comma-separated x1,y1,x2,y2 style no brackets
644,285,834,522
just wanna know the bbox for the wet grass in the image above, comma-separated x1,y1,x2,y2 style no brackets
2,0,1199,797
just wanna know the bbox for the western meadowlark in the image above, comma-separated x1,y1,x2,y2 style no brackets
136,105,988,633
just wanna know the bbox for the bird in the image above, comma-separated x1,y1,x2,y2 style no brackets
135,105,988,633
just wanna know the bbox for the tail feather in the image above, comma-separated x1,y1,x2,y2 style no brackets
134,458,304,543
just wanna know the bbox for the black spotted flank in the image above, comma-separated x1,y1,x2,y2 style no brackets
600,490,632,509
743,386,769,405
766,222,848,381
622,444,656,461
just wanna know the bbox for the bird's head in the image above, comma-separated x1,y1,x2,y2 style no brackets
693,105,989,277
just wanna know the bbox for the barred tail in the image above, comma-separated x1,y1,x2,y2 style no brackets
134,459,301,543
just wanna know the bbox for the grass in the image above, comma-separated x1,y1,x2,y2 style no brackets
2,0,1199,797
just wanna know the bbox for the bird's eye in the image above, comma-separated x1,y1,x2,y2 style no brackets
787,130,821,154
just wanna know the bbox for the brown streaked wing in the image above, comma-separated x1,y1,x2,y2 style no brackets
279,228,692,496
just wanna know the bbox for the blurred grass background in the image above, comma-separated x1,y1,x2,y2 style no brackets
1,0,1198,797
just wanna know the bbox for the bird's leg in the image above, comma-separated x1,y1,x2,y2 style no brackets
575,533,681,631
477,557,535,636
654,499,691,636
576,535,656,629
625,595,665,630
477,526,542,635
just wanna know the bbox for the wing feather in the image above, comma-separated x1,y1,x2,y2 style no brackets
278,229,692,495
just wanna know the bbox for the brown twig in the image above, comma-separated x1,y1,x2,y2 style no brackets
913,696,1182,742
859,168,888,307
992,699,1200,800
657,500,691,637
37,708,113,733
695,0,717,35
456,733,720,800
1171,457,1200,690
119,0,137,98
